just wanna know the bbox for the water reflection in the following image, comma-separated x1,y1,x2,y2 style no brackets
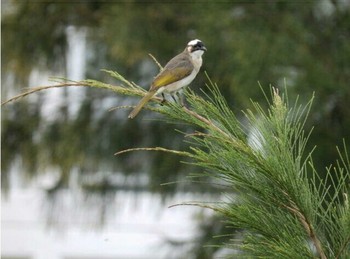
2,172,216,258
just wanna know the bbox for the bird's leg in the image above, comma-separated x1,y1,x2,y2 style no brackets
171,94,178,103
161,93,167,105
177,90,186,107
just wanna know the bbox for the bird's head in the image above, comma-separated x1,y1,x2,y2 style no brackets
186,39,207,55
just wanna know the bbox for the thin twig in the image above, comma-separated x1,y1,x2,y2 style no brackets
2,83,81,105
108,105,134,112
184,131,208,138
148,53,163,70
114,147,192,157
168,202,220,212
335,236,350,259
1,81,121,106
182,106,230,138
281,194,327,259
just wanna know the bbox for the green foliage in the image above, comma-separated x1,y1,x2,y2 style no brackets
3,70,349,257
153,80,350,258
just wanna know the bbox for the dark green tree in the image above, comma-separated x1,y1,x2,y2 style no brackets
2,1,350,257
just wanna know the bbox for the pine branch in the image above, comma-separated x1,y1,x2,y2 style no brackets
1,73,161,106
3,68,349,258
282,192,326,259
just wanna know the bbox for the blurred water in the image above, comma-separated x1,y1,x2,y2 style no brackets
1,181,210,259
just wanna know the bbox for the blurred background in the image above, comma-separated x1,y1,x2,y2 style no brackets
1,1,350,258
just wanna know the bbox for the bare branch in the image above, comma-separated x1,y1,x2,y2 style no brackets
114,146,192,157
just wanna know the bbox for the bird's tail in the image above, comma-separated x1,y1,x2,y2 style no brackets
128,91,156,119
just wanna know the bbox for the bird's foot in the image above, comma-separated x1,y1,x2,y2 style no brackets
160,93,167,106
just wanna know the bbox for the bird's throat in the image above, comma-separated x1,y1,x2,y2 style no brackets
190,50,204,71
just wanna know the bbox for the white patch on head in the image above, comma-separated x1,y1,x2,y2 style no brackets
187,39,201,46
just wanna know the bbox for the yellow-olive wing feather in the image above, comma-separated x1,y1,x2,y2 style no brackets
150,53,193,91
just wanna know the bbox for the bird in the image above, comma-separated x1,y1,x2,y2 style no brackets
128,39,207,119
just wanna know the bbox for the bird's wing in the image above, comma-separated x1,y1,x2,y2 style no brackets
150,54,194,91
